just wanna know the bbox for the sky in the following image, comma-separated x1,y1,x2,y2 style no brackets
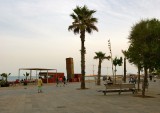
0,0,160,77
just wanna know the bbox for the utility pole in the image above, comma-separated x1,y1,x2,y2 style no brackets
107,67,111,76
92,64,97,85
93,65,95,76
101,66,111,76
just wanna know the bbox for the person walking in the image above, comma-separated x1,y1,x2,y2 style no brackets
59,77,63,87
37,77,43,93
149,75,153,81
63,76,66,86
56,77,59,87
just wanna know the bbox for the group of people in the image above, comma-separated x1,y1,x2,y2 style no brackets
129,75,137,84
56,76,67,87
37,76,68,93
103,76,113,84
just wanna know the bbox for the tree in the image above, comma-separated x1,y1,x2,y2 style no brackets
1,73,11,82
94,51,110,85
68,5,98,89
123,48,143,90
126,18,160,97
113,57,123,83
23,72,29,80
0,73,11,87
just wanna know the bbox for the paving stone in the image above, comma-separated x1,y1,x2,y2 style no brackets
0,79,160,113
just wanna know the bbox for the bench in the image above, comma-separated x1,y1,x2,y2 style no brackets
98,83,136,95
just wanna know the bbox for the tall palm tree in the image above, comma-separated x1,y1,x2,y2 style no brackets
94,51,110,85
122,50,127,83
68,5,98,89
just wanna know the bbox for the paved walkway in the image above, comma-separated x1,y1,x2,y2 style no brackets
0,79,160,113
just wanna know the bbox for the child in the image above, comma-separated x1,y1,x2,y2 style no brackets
37,77,43,93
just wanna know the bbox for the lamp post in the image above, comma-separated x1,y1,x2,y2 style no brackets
101,66,111,76
92,64,95,76
108,39,115,82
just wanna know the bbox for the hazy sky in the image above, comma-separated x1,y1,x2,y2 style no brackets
0,0,160,76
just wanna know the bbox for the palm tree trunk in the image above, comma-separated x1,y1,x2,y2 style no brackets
80,31,86,89
114,66,116,83
97,60,101,85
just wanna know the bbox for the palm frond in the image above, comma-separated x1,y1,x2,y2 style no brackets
68,5,98,34
68,25,75,31
73,27,80,34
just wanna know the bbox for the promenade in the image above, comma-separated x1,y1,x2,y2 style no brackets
0,79,160,113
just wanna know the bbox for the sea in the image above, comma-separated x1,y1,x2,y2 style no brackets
1,75,107,82
0,76,37,81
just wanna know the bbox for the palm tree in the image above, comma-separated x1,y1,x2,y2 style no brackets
0,73,11,87
23,72,29,80
68,5,98,89
94,51,110,85
1,73,11,82
122,50,127,83
113,57,123,83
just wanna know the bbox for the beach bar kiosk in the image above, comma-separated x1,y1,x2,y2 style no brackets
18,68,57,83
39,72,64,83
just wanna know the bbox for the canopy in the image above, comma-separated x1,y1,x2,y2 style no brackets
18,68,57,83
